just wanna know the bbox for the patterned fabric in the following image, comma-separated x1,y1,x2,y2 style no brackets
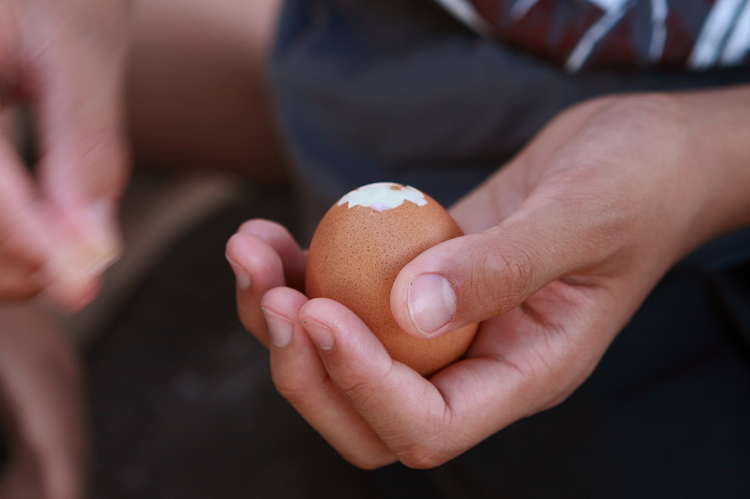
434,0,750,72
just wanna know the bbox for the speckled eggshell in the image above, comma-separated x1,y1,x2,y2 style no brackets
305,183,478,377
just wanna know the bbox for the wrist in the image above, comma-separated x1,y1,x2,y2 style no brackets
676,85,750,248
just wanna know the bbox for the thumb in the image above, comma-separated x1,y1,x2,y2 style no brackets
390,193,622,338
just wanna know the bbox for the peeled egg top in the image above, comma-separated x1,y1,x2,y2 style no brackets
305,182,477,376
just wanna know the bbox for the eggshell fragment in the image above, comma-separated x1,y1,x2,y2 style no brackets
306,183,477,376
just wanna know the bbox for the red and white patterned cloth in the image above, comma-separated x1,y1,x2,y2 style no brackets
435,0,750,72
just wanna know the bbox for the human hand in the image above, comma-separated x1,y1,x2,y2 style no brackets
0,0,131,310
227,90,750,468
0,304,89,499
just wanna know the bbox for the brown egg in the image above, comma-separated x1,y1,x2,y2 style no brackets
305,182,477,376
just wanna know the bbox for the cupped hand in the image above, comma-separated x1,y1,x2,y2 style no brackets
227,91,749,468
0,0,131,310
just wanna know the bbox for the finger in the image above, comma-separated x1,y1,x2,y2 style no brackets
0,135,49,300
299,298,471,469
449,165,526,235
0,116,106,309
22,2,131,301
227,220,307,346
226,232,285,347
463,290,614,411
301,297,594,468
262,288,394,469
238,219,307,291
391,175,629,338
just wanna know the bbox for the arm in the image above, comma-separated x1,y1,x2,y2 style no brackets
0,1,130,497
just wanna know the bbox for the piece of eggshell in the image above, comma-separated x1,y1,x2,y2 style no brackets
305,182,477,376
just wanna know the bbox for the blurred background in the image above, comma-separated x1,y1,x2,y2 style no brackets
29,0,384,496
81,175,386,498
5,0,750,496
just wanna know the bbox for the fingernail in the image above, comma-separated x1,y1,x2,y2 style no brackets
262,308,294,348
225,254,251,290
407,274,456,336
301,319,334,350
81,200,122,275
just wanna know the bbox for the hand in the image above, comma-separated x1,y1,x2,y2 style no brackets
0,0,131,310
0,304,89,499
226,89,750,468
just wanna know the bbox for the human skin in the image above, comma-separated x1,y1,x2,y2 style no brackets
0,304,88,499
0,0,285,496
0,0,285,306
226,86,750,469
0,0,131,310
0,1,131,496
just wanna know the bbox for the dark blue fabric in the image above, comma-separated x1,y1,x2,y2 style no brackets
270,0,750,260
268,1,750,496
271,0,750,210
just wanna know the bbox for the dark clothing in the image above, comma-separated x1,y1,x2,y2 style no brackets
271,0,750,237
379,259,750,498
451,0,750,71
268,0,750,496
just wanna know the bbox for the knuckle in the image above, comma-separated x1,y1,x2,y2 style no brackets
399,451,447,470
331,359,399,412
271,370,312,403
343,450,396,470
225,234,242,259
239,219,288,241
393,410,464,469
396,437,454,469
238,219,273,238
337,374,383,412
474,239,536,314
270,352,328,403
272,368,337,412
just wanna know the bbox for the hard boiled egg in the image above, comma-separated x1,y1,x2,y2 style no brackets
306,182,477,376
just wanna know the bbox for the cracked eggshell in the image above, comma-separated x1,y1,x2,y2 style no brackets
305,183,478,376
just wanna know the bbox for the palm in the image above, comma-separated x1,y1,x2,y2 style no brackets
228,94,712,469
463,280,615,412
